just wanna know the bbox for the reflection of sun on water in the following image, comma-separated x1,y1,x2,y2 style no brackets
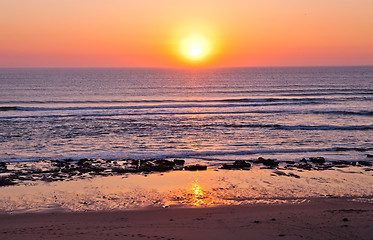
191,180,205,206
181,179,215,206
168,178,216,207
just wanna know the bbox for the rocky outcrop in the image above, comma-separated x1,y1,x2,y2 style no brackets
220,160,251,170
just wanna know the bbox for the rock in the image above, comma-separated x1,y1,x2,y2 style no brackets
332,160,351,165
0,177,16,186
173,159,185,165
287,172,300,178
295,163,313,170
111,167,130,173
184,165,207,171
139,159,175,172
0,162,7,172
285,160,295,164
309,157,325,164
173,159,185,170
358,161,372,166
273,170,287,176
253,157,279,167
77,158,90,166
300,158,307,163
367,154,373,158
220,160,251,170
315,164,333,170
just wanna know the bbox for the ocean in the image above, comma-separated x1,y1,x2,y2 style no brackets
0,67,372,165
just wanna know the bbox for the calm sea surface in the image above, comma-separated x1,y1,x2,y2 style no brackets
0,67,372,164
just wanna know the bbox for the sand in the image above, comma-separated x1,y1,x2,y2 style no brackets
1,166,372,212
0,198,372,240
0,165,372,239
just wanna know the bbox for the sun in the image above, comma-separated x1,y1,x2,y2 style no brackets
180,34,212,62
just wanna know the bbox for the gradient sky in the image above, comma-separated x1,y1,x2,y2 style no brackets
1,0,373,68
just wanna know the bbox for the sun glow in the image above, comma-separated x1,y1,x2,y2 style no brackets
180,34,212,61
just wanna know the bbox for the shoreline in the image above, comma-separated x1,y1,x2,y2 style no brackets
1,156,372,187
0,198,372,240
1,157,372,239
0,165,372,214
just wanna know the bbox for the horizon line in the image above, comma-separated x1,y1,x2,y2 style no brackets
1,64,373,70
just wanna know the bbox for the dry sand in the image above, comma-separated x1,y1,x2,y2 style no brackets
0,198,372,240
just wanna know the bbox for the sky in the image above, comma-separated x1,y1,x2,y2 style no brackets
1,0,373,68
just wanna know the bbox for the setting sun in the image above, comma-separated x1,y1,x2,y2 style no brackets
180,34,212,62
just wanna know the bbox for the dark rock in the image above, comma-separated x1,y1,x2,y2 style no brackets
367,154,373,158
309,157,325,164
285,160,295,164
0,177,16,186
77,158,90,166
253,157,279,167
300,158,307,163
295,163,313,170
139,159,175,172
342,218,349,222
220,160,251,170
112,167,130,173
315,164,333,170
358,161,372,166
173,159,185,165
332,160,351,165
184,165,207,171
0,162,7,172
287,172,301,178
233,160,251,166
51,160,66,168
273,170,287,176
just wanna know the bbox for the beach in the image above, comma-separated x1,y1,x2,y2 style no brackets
0,161,372,240
0,198,372,240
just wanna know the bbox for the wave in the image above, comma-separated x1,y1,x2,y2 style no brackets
1,109,372,120
0,102,322,112
0,96,371,105
0,110,293,119
1,98,372,113
218,123,373,131
3,147,372,163
0,106,18,111
311,110,373,116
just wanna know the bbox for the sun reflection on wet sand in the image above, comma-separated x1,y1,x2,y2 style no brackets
0,167,372,213
190,179,209,206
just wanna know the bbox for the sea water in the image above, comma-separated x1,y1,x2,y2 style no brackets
0,67,372,164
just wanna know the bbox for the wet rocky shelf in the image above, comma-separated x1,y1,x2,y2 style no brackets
0,157,371,186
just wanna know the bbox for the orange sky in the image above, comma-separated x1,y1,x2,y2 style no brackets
1,0,373,68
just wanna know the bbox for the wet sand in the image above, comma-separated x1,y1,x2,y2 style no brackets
0,162,372,239
0,198,372,240
1,166,372,212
